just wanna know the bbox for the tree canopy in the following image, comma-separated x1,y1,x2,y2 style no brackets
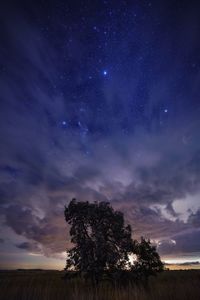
64,198,163,284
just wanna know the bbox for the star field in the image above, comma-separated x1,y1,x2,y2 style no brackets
0,0,200,269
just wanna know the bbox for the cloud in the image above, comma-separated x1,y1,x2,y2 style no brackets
1,130,200,258
16,241,42,253
176,261,200,266
158,229,200,255
165,261,200,268
1,133,200,257
188,209,200,227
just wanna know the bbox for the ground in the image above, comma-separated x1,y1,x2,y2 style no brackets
0,269,200,300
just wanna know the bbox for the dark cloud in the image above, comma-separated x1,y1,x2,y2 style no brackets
2,203,67,256
158,229,200,255
1,135,200,257
188,209,200,227
134,149,200,205
1,132,200,258
166,261,200,266
16,241,41,253
175,261,200,266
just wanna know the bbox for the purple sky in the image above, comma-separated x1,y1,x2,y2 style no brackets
0,0,200,269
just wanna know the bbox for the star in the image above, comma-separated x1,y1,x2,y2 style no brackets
164,109,168,113
103,70,108,76
61,120,67,127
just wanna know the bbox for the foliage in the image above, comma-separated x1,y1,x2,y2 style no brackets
132,237,164,284
64,199,134,283
64,198,163,284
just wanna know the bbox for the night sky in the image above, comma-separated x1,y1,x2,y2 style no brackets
1,0,200,269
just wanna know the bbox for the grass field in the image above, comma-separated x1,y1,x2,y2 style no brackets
0,269,200,300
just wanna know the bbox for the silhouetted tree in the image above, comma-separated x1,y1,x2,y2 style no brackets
132,237,164,285
64,199,134,283
64,198,163,285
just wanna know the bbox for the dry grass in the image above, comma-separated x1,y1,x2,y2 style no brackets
0,269,200,300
